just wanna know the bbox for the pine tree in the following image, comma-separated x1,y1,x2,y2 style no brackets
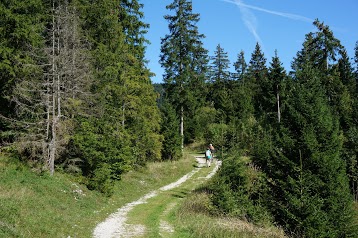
293,20,358,201
0,0,45,145
118,0,149,62
160,102,182,160
209,44,232,122
160,0,208,147
233,50,247,81
246,43,268,118
255,54,357,238
267,51,287,124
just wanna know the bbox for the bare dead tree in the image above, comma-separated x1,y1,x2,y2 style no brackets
8,0,92,175
45,0,92,175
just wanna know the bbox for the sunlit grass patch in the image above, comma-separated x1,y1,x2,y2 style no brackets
174,190,287,238
0,152,198,237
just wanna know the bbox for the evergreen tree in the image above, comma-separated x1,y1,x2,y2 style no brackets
292,20,346,108
227,50,256,154
118,0,149,62
293,20,358,201
44,0,93,175
266,51,287,124
0,0,161,193
233,50,247,81
209,44,232,122
160,0,209,147
355,41,358,82
74,48,134,193
1,0,91,175
246,43,268,118
160,102,182,160
72,0,162,193
0,0,45,144
255,59,357,237
345,41,358,201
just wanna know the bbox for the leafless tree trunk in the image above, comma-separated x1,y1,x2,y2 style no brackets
277,84,281,123
10,0,91,175
180,105,184,150
45,0,91,175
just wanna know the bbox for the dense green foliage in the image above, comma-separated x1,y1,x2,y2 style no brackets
202,21,358,237
0,0,161,195
0,1,357,237
160,0,209,146
0,0,45,145
160,102,182,160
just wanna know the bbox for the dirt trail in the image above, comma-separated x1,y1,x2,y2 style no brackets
93,156,219,238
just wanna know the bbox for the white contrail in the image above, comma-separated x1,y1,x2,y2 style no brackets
223,0,313,22
230,0,263,45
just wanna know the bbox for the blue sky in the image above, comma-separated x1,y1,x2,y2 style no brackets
142,0,358,83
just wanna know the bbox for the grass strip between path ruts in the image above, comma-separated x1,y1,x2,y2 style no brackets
124,154,287,238
125,157,216,238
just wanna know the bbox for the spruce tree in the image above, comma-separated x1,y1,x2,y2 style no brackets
255,52,357,238
293,20,358,201
0,0,45,145
233,50,247,81
267,51,287,124
345,41,358,201
160,0,209,147
160,102,182,160
1,0,91,175
72,0,162,193
246,43,268,118
209,44,232,122
228,50,256,153
118,0,149,62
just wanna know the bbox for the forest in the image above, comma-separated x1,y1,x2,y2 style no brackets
0,0,357,237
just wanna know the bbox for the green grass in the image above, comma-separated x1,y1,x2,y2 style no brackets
123,154,287,238
5,149,353,238
0,156,105,237
173,191,287,238
125,156,216,237
0,152,196,237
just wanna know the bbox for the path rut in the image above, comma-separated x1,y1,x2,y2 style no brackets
93,156,219,238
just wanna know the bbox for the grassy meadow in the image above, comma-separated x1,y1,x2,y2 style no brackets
2,149,354,237
0,152,195,237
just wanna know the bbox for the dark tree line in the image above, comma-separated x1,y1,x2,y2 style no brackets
1,0,357,235
0,0,162,195
159,1,358,236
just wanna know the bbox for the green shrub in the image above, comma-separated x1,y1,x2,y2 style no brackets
207,155,272,225
87,164,114,196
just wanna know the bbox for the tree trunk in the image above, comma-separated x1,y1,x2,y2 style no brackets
277,84,281,123
180,105,184,150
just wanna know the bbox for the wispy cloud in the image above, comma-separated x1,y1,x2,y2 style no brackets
222,0,313,50
226,0,263,46
223,0,313,22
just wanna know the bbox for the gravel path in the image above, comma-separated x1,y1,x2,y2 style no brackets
92,156,220,238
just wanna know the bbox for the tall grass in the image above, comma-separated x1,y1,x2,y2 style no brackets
0,152,195,237
173,190,287,238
